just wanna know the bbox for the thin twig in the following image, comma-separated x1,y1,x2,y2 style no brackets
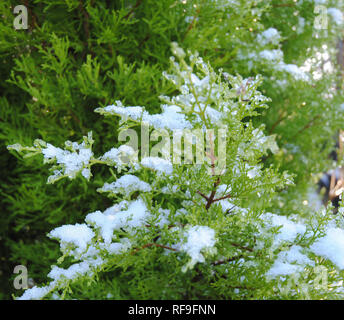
131,243,177,255
272,3,295,7
79,2,90,44
268,111,287,134
230,242,254,252
196,190,209,200
225,205,236,215
23,0,38,30
205,177,221,210
124,0,143,19
182,9,200,42
197,177,229,210
212,255,243,266
292,115,320,139
212,194,232,202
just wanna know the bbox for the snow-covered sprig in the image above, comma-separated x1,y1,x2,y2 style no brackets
95,43,272,132
237,26,311,82
97,174,152,199
179,225,218,272
8,132,95,183
99,144,139,173
7,132,140,183
13,43,344,301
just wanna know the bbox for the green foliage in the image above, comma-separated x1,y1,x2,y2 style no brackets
2,0,344,300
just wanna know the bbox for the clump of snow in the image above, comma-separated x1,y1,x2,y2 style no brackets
215,199,248,216
141,157,173,175
86,198,150,243
85,210,116,244
180,225,217,271
217,199,235,212
328,8,343,25
257,28,281,45
261,213,307,246
48,261,93,281
279,245,314,266
146,105,192,130
103,201,129,216
101,101,146,121
310,227,344,269
107,238,132,254
19,257,104,300
239,47,309,82
48,223,95,258
98,174,151,197
193,104,224,124
154,208,171,228
81,168,91,179
17,284,54,300
247,165,261,179
98,66,233,129
267,245,314,278
296,16,306,34
182,72,210,90
267,260,304,278
259,49,283,61
276,62,310,81
97,101,192,130
100,145,137,168
42,144,63,159
42,142,93,181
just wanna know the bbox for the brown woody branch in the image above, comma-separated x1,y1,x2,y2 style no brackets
196,190,209,200
197,177,232,211
212,194,232,202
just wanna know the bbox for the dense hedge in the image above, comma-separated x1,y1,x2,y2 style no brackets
1,0,344,299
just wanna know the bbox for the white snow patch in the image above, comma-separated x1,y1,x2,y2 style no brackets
100,145,136,167
180,225,217,271
141,157,173,175
328,8,343,25
98,174,151,197
262,213,307,246
42,143,93,180
257,28,281,45
267,245,314,278
86,198,150,243
310,227,344,269
48,223,95,257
